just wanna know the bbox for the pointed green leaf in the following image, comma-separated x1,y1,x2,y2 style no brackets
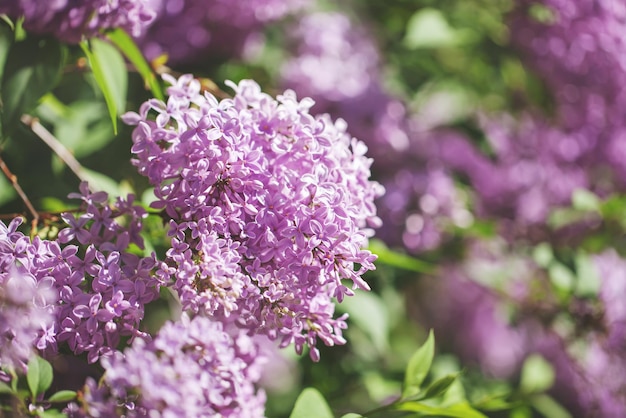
1,36,66,138
397,401,488,418
421,373,459,400
289,388,334,418
48,390,77,403
403,330,435,397
368,239,435,273
26,356,53,398
106,28,163,100
0,17,14,85
80,38,127,134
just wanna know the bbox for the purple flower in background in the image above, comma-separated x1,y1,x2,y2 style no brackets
137,0,310,65
124,74,382,358
75,314,266,417
0,0,157,43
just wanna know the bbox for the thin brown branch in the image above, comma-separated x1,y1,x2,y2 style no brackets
20,114,89,183
0,154,39,234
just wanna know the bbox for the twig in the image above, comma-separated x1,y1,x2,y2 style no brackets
0,155,39,233
20,114,89,183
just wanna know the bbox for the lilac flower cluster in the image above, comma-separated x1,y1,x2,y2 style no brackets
0,218,56,372
72,315,266,418
0,0,156,43
137,0,310,65
0,185,162,365
280,11,469,252
123,74,382,359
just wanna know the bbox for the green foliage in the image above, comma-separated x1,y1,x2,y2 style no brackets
1,35,66,139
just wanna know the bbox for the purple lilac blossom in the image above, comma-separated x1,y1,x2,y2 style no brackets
0,185,163,364
0,220,56,372
73,314,266,417
123,74,382,359
137,0,310,66
0,0,156,43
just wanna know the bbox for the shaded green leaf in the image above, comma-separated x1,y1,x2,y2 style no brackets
0,17,14,85
289,388,334,418
48,390,77,403
404,330,435,397
0,380,13,394
80,38,127,134
520,354,555,394
27,356,53,399
421,373,458,400
1,36,66,138
106,28,163,100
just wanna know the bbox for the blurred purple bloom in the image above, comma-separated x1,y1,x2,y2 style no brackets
0,0,157,43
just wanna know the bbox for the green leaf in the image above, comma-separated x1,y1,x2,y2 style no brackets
0,17,14,85
1,36,66,138
531,394,572,418
520,354,555,394
0,380,13,394
403,330,435,397
548,263,575,294
396,401,488,418
420,373,458,400
106,28,163,101
80,38,128,134
289,388,334,418
340,414,363,418
339,290,389,353
48,390,77,403
26,356,53,399
368,239,435,273
40,409,67,418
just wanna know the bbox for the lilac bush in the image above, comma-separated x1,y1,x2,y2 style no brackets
0,0,156,43
70,314,266,418
123,74,383,359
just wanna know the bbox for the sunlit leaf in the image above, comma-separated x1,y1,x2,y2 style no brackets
368,239,434,273
396,400,488,418
80,38,127,134
339,290,389,353
106,28,163,100
48,390,77,403
403,330,435,397
289,388,334,418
